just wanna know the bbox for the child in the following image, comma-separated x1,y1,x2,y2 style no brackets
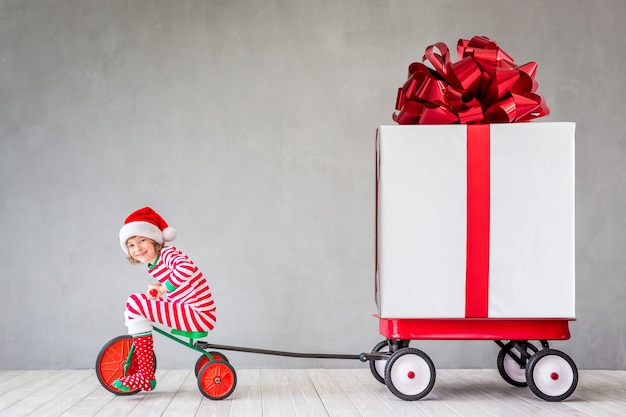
112,206,216,392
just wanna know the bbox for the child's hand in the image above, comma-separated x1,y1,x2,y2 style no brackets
147,284,166,300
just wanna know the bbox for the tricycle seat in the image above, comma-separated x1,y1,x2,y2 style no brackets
171,328,208,339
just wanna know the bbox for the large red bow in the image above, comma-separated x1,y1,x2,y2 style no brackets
393,36,550,124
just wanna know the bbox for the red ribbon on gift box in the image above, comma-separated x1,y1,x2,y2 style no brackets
466,124,490,318
393,36,550,125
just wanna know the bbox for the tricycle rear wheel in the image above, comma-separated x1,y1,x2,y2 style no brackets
194,352,230,376
197,360,237,400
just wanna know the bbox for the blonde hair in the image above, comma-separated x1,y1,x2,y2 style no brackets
126,238,165,265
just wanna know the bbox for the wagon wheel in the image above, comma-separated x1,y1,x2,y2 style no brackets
525,348,578,401
384,347,436,401
197,360,237,400
369,340,391,384
497,341,538,387
95,335,157,395
194,352,230,377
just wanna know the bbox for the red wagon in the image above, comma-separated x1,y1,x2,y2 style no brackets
368,317,577,401
373,123,578,401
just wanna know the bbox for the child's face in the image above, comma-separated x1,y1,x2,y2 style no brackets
126,236,159,264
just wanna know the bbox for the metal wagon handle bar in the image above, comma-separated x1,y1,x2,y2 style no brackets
195,341,384,362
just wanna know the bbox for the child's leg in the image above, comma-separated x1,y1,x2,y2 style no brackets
124,293,216,333
124,310,152,336
112,293,157,392
112,333,156,392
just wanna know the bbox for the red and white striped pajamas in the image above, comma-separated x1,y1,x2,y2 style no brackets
124,246,216,335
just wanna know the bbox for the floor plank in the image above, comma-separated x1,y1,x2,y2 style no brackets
195,394,232,417
31,370,102,417
161,371,203,417
260,369,296,417
0,369,625,416
283,369,330,417
0,370,89,416
56,378,115,417
315,368,378,417
350,368,432,417
227,369,262,417
125,369,189,417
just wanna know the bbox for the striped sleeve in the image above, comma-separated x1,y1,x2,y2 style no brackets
160,246,197,289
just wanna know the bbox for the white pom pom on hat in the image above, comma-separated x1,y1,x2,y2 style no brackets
119,206,177,254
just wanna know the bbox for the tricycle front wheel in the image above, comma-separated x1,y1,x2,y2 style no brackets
95,335,157,395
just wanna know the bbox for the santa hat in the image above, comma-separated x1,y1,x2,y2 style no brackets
119,206,177,254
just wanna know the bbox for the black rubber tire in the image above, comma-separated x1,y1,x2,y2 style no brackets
197,360,237,400
384,347,436,401
496,341,538,387
369,340,391,384
525,348,578,401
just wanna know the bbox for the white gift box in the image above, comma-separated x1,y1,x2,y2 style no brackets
376,123,575,319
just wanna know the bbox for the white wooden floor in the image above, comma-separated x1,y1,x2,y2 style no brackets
1,368,625,417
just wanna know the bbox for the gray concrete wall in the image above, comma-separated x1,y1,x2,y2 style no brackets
1,0,624,370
